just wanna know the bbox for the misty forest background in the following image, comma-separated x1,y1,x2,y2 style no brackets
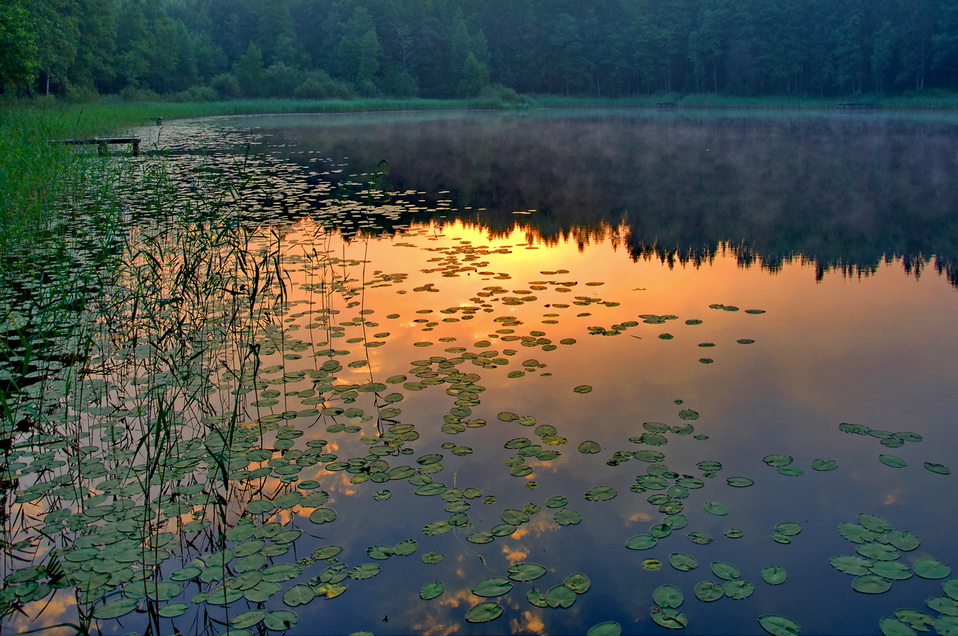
4,0,958,101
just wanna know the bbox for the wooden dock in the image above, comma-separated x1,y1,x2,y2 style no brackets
60,137,141,156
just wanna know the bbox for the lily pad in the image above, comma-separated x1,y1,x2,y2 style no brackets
588,622,623,636
704,501,729,516
564,572,591,594
653,584,684,608
853,574,892,594
762,566,788,585
264,610,298,631
694,580,725,602
669,553,699,572
546,584,577,608
775,522,803,536
879,616,920,636
759,615,801,636
627,534,658,550
578,441,602,454
879,455,908,468
711,562,741,581
724,579,755,600
678,409,700,421
420,582,444,600
508,562,547,582
573,385,593,394
924,462,951,475
726,477,754,488
472,577,513,598
914,559,951,579
812,458,839,471
93,597,139,619
283,584,315,607
554,508,582,526
585,486,618,502
651,608,688,629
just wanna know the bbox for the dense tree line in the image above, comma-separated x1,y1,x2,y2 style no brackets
4,0,958,98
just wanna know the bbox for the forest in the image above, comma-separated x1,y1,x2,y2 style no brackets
3,0,958,100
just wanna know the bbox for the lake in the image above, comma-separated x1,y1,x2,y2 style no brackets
6,108,958,636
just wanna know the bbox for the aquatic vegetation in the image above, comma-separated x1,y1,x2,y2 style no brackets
2,113,957,636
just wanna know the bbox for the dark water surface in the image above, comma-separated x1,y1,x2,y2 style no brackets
9,109,958,636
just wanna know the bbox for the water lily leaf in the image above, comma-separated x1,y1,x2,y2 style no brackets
858,513,893,533
914,559,951,579
853,574,892,594
857,543,900,561
869,561,913,580
508,562,547,582
283,584,315,607
762,566,787,585
653,584,684,608
879,616,919,636
895,608,935,631
93,597,138,619
678,409,700,421
232,609,269,629
725,528,745,539
880,455,908,468
724,579,755,600
578,441,602,454
588,622,623,636
308,508,337,524
546,496,569,508
839,522,876,544
546,584,577,608
651,608,688,629
156,602,189,618
694,580,724,602
669,553,699,572
688,531,713,545
465,601,504,623
466,574,513,599
527,587,547,608
711,562,741,580
726,477,754,488
564,572,591,594
422,552,444,564
264,609,298,631
704,501,728,516
775,522,803,536
626,535,657,550
349,564,382,580
574,385,593,394
830,555,875,575
585,486,618,502
924,462,951,475
763,454,793,467
812,458,839,471
759,615,801,636
554,508,582,526
367,546,394,560
421,582,444,600
393,539,418,556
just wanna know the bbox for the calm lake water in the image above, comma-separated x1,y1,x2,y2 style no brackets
10,109,958,636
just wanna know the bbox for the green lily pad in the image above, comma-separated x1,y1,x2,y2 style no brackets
762,566,787,585
839,522,876,544
726,477,754,488
585,486,618,502
858,513,893,533
853,574,892,594
711,562,741,581
759,615,801,636
564,572,591,594
858,543,900,561
914,559,951,579
283,584,315,607
724,579,755,600
880,455,908,468
422,552,445,564
725,528,745,539
472,577,513,598
508,562,547,582
812,458,839,471
653,584,684,608
546,496,569,508
775,522,803,536
626,535,657,550
157,602,189,618
669,553,699,572
879,616,919,636
869,561,914,580
924,462,951,475
554,508,582,526
763,454,793,467
421,582,444,600
895,608,935,631
574,385,593,394
694,580,725,602
546,584,577,608
704,501,728,516
830,555,875,575
688,531,713,545
651,608,688,629
93,597,139,619
678,409,700,421
587,622,623,636
578,441,602,454
308,508,337,524
466,531,494,544
232,609,269,628
264,609,298,631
